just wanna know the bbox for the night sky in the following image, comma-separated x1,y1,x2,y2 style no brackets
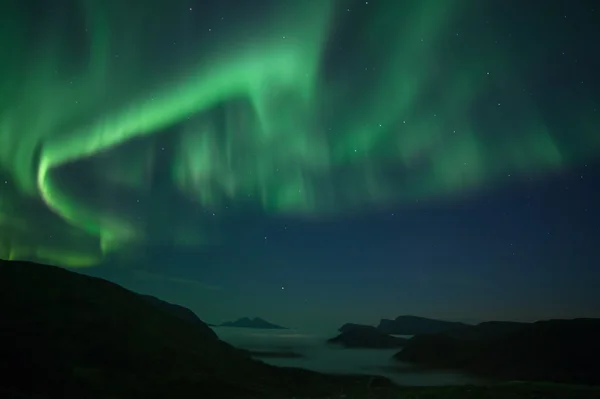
1,0,599,331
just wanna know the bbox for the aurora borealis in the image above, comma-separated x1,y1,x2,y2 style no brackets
1,0,599,325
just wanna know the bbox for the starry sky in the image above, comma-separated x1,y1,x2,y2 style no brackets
1,0,599,331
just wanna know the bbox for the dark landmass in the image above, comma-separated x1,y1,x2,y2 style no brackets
441,321,528,340
336,315,468,337
1,259,599,398
338,322,373,333
328,325,407,349
141,294,209,327
220,317,287,329
0,259,392,398
378,315,469,335
395,318,600,385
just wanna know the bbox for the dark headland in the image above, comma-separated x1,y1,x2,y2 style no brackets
333,316,600,386
1,259,600,399
329,317,466,349
328,325,408,349
378,315,469,335
394,319,600,385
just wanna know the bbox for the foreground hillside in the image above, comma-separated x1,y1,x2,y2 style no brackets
0,259,390,398
1,259,599,399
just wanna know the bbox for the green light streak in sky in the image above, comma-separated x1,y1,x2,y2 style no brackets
0,0,598,267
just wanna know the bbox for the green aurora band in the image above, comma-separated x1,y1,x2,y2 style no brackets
1,0,598,267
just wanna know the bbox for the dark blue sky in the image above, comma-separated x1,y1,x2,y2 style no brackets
87,160,600,330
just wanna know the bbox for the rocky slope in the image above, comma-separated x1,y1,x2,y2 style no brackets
141,294,213,328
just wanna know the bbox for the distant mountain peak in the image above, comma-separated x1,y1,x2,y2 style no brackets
220,317,287,329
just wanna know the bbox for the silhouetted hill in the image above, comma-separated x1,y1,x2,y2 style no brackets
394,318,600,385
377,315,468,335
328,326,407,349
0,259,261,397
0,259,398,398
338,323,373,333
141,294,213,329
220,317,287,329
441,321,528,340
